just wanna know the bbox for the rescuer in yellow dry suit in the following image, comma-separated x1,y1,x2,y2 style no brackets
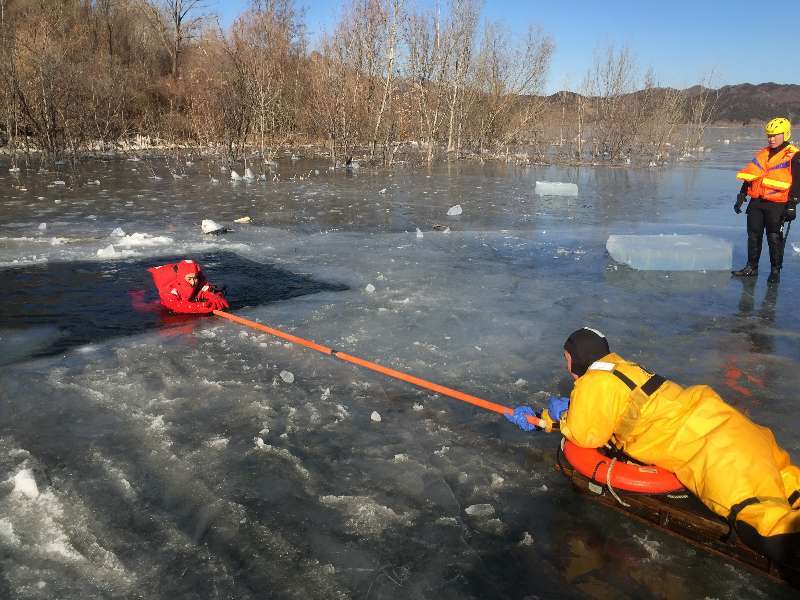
509,328,800,568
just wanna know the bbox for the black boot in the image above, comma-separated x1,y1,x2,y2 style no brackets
732,264,758,276
732,232,762,276
766,232,783,284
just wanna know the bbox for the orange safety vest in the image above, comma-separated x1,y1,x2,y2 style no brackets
736,144,798,203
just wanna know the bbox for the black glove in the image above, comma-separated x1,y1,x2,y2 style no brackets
785,199,797,222
734,193,747,214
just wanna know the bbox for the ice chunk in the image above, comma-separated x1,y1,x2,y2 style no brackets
234,216,252,223
416,228,423,239
792,242,799,254
465,503,495,517
12,468,39,498
370,411,382,422
365,283,376,293
447,204,462,216
230,170,242,181
534,181,578,196
201,219,227,234
378,188,387,194
606,234,732,271
38,223,46,231
279,370,294,383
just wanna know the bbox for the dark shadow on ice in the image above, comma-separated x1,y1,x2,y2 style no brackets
0,251,348,364
733,277,779,354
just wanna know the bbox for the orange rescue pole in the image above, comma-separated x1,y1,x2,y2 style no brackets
212,310,548,430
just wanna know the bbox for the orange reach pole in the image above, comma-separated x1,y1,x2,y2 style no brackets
213,310,547,430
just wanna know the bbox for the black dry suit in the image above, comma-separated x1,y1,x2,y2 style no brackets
739,142,800,275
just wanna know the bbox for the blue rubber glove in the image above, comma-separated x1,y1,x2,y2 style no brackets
505,406,538,431
547,396,570,420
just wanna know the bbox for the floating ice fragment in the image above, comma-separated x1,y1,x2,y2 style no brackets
393,453,408,463
230,170,242,181
606,234,732,271
11,468,39,499
447,204,462,216
201,219,227,234
416,228,423,238
412,403,423,411
519,532,534,546
378,188,387,194
52,180,66,186
370,411,382,422
465,504,495,517
534,181,578,196
210,177,219,184
234,216,252,223
87,179,100,185
110,227,125,238
320,387,331,400
365,283,376,293
279,370,294,383
514,378,527,387
723,139,730,144
38,223,46,231
8,166,20,173
792,242,799,254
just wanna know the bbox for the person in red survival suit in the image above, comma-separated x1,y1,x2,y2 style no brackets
147,260,229,314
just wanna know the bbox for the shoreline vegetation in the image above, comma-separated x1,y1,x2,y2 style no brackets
2,1,720,169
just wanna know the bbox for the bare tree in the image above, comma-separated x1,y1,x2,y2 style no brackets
472,23,553,152
147,0,206,81
683,71,718,154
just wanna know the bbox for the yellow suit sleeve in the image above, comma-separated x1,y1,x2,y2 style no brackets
560,371,627,448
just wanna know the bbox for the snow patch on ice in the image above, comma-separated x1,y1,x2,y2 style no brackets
253,440,310,480
0,518,20,545
205,436,229,449
319,495,414,535
633,534,663,561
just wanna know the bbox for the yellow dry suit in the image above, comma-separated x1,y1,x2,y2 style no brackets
559,352,800,566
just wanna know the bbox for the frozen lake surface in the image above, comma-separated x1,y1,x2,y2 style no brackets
1,129,798,598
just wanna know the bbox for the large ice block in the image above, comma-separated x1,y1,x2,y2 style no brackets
535,181,578,196
606,234,732,271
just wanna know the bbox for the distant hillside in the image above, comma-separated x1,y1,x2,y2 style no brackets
546,83,800,125
703,83,800,124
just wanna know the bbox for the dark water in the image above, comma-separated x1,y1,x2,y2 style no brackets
0,252,347,362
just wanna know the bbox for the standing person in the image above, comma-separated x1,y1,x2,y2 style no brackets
732,117,799,283
148,259,229,314
506,327,800,569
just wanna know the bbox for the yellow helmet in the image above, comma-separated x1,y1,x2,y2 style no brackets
765,117,791,141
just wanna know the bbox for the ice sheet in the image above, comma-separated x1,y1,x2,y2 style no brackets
606,234,733,271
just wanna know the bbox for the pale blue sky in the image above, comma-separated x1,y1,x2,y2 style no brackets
207,0,800,92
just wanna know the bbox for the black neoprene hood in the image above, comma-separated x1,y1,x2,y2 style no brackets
564,327,611,377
